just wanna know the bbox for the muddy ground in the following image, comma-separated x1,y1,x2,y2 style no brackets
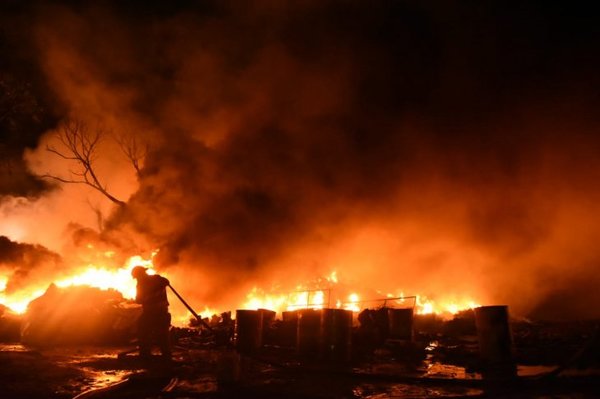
1,319,599,398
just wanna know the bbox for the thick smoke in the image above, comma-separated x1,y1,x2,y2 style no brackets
3,1,600,319
0,235,61,293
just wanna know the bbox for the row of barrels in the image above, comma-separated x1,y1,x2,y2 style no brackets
235,307,414,361
235,305,515,376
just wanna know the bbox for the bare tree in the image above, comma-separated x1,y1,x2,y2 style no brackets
42,120,126,206
86,198,105,230
115,132,147,177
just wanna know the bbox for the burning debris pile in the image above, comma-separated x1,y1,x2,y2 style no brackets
21,283,139,346
0,235,153,347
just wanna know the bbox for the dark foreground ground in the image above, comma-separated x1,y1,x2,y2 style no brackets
1,319,599,399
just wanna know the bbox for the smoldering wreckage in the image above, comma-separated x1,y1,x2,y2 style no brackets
0,279,598,399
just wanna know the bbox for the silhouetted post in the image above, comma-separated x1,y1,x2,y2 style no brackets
235,309,263,353
474,305,516,379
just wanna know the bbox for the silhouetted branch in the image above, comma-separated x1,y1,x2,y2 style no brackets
115,132,147,176
41,119,126,206
85,198,105,230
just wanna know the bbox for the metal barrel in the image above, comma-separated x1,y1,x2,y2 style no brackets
321,308,352,362
259,308,276,328
388,308,414,340
474,305,516,378
280,310,299,347
279,310,298,347
297,309,322,358
258,308,276,345
282,310,298,322
235,309,263,353
373,307,390,340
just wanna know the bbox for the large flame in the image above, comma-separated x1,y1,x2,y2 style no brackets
54,255,154,299
241,270,479,318
0,254,155,314
1,253,479,323
0,282,45,314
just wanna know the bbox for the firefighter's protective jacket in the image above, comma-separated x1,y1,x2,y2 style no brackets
135,275,170,310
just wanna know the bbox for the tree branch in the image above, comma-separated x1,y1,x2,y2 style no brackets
41,119,126,207
115,132,147,176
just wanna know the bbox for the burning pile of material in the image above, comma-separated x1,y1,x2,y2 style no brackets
0,234,157,345
21,283,139,346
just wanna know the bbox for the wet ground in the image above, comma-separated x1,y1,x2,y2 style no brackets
0,344,139,398
1,343,598,399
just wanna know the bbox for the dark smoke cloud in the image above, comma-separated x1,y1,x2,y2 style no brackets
0,235,61,293
0,3,61,198
3,1,600,319
0,65,56,197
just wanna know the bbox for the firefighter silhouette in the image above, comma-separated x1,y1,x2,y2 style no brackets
131,266,171,359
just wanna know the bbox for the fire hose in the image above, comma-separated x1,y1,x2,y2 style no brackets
167,283,214,332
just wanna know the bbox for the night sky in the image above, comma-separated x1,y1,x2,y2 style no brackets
1,1,599,320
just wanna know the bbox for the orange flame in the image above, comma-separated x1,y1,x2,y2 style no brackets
0,254,156,314
240,270,479,318
54,255,155,299
1,259,479,325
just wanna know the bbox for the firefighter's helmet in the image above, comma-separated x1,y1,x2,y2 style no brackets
131,266,147,279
